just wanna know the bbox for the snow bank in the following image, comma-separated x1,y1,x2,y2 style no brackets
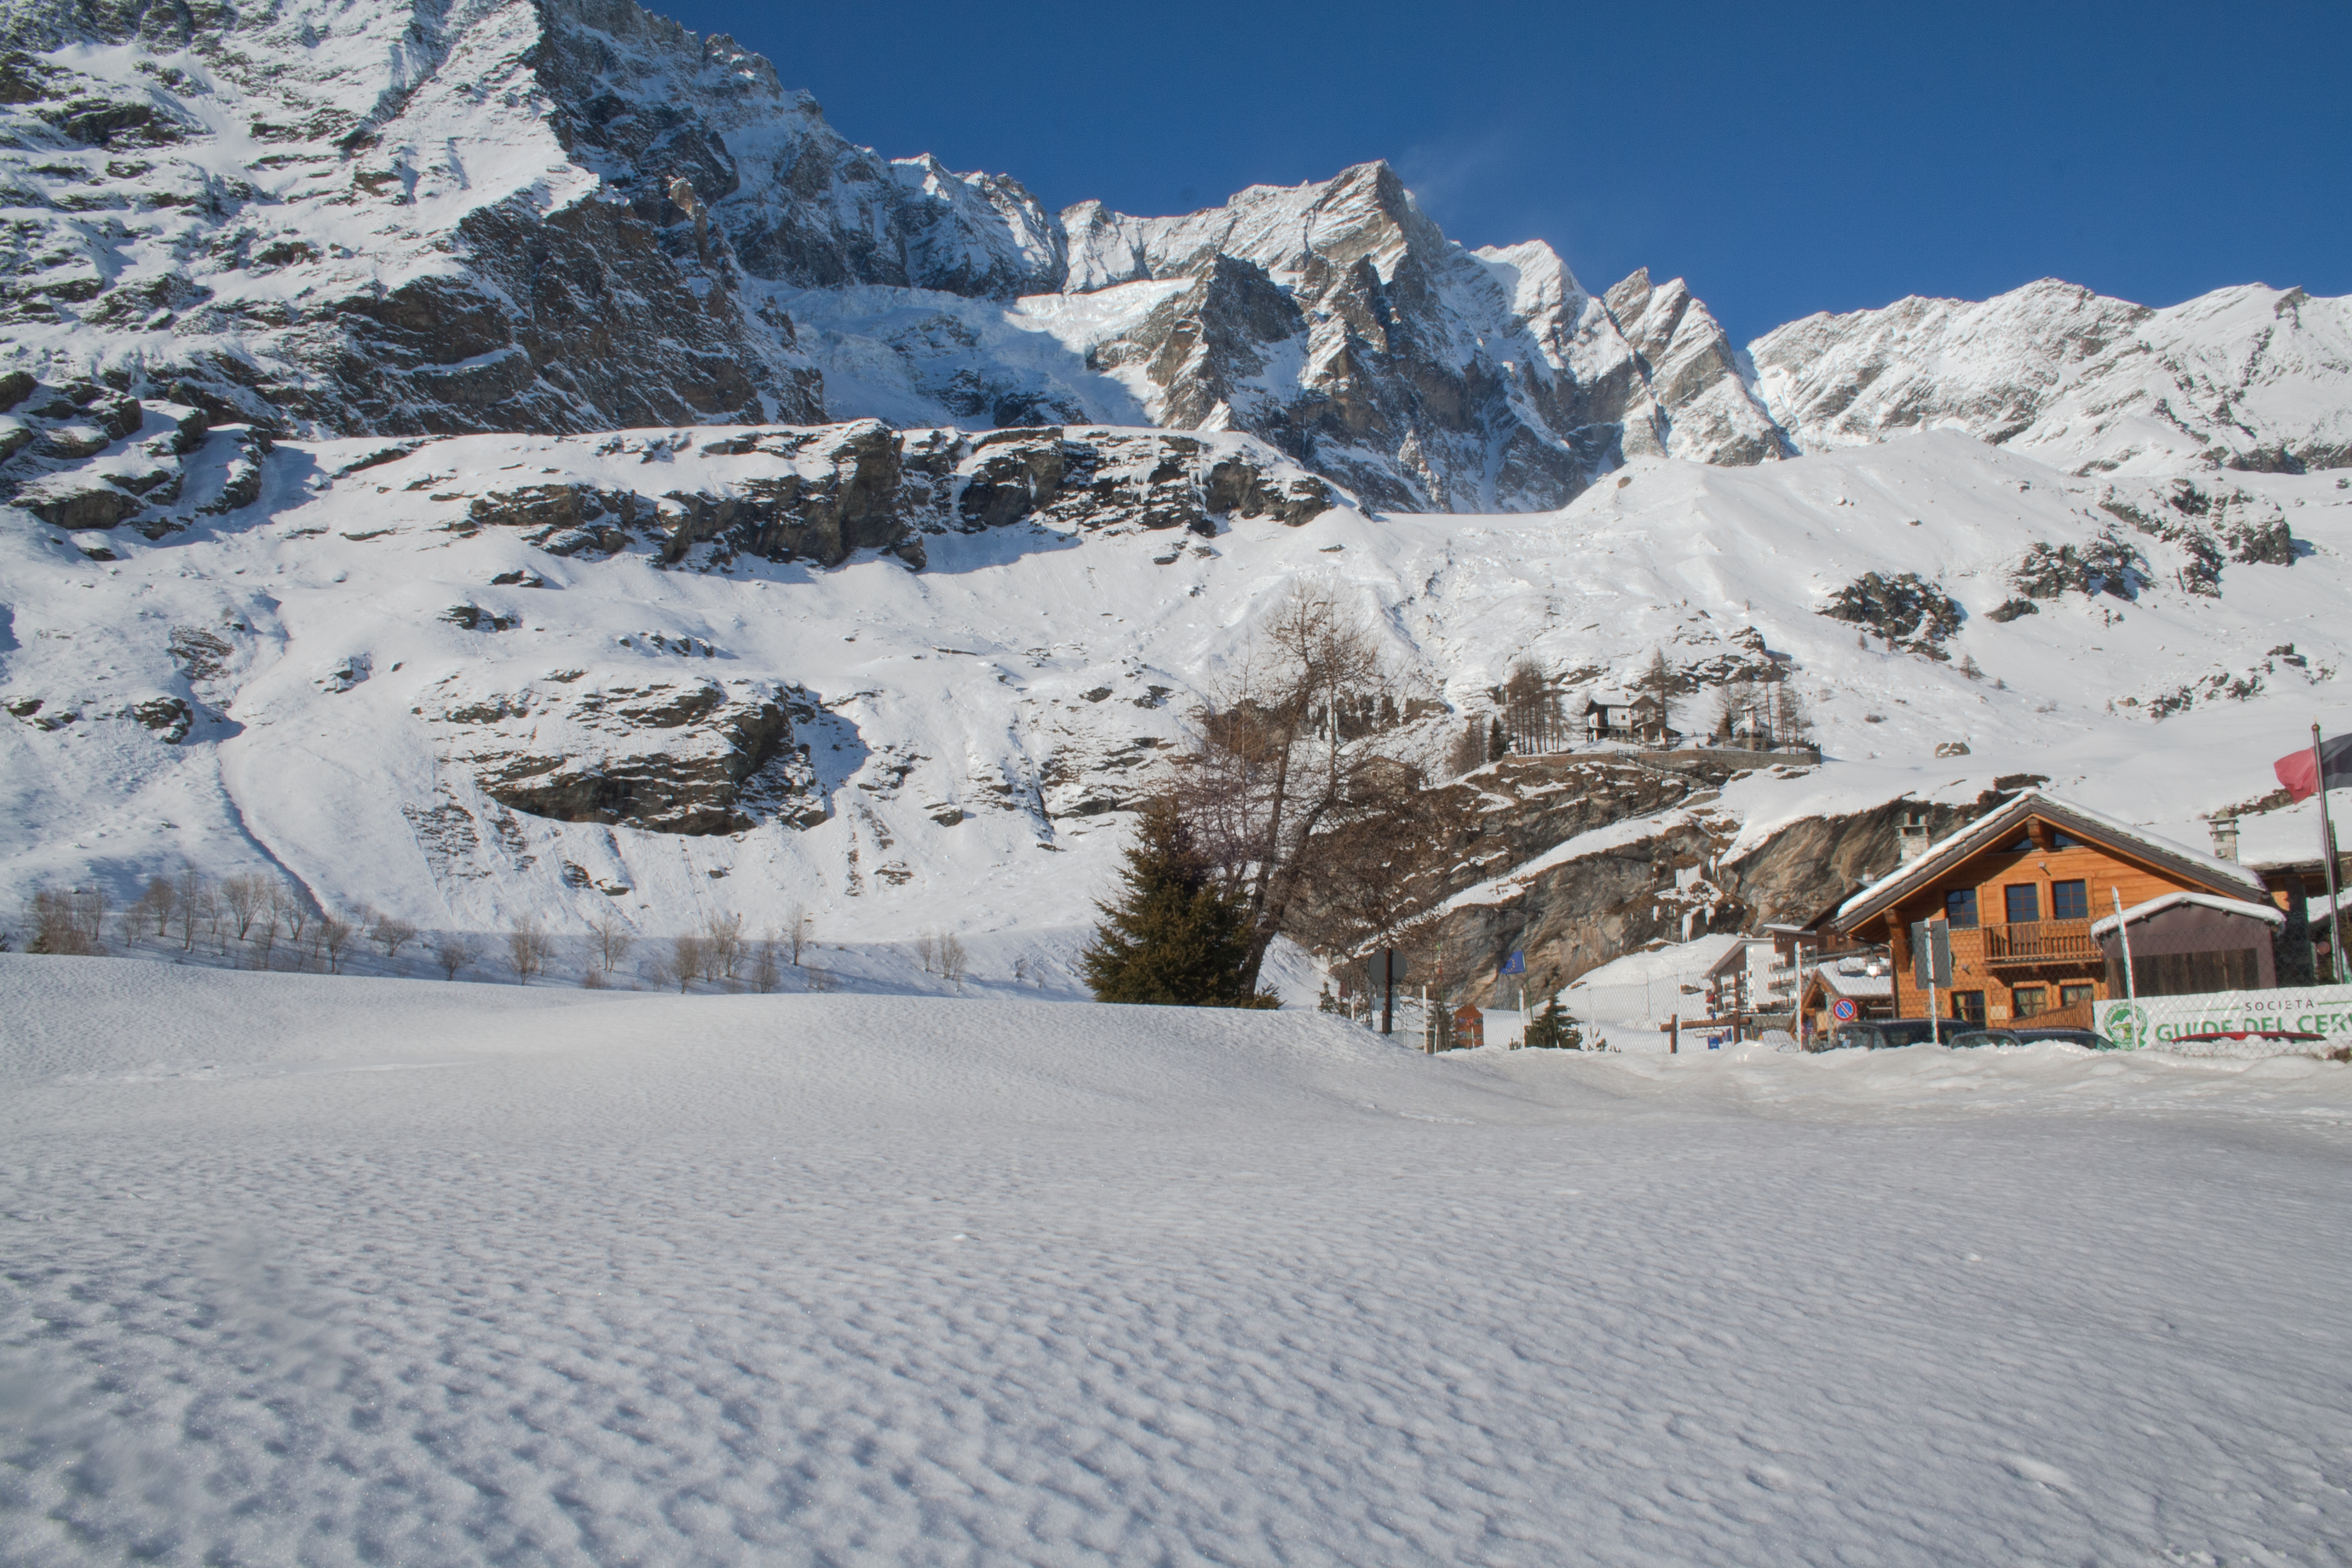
3,956,2347,1564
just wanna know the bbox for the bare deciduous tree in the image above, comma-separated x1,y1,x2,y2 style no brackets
915,931,939,973
670,934,705,993
221,874,266,941
372,912,419,959
24,887,108,955
430,933,478,981
174,864,208,952
592,913,635,973
506,917,549,983
249,906,281,970
1168,583,1397,993
321,912,357,973
785,903,809,964
703,912,743,982
938,931,969,986
271,883,310,953
750,933,782,994
136,876,177,939
1499,661,1566,755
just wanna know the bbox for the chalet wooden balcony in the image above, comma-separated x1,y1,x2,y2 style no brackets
1980,919,2099,968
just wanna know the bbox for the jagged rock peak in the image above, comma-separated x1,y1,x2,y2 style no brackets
1752,277,2352,474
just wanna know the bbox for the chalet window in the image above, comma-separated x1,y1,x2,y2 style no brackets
2013,985,2047,1017
1944,889,1978,928
2051,831,2085,849
2051,880,2088,921
1950,990,1987,1024
2004,835,2034,852
2005,884,2040,924
2060,982,2094,1008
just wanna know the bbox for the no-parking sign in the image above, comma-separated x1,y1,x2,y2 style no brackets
1831,998,1858,1022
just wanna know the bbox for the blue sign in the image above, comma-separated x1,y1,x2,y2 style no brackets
1500,951,1525,975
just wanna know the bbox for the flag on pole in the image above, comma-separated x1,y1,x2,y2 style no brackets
2275,733,2352,802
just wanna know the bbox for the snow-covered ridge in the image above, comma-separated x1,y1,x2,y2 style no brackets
1754,278,2352,477
2,0,2345,519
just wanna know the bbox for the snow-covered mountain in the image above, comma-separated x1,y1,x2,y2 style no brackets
4,0,2350,998
1754,279,2352,477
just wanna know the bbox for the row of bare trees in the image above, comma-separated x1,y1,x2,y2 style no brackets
13,871,947,996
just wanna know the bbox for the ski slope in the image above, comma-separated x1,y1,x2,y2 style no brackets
2,956,2348,1564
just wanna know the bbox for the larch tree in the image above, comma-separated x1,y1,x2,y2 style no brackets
1079,798,1264,1006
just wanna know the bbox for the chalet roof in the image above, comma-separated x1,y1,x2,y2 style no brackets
2089,890,2285,939
1834,791,2267,932
1583,691,1635,710
1703,936,1771,977
1811,967,1895,1000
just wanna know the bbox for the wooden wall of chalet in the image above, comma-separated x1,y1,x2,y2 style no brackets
2097,903,2278,996
1869,817,2233,1022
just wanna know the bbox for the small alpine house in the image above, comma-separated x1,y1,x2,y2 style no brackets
1831,792,2273,1029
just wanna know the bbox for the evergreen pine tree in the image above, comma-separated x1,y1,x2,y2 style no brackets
1487,716,1508,761
1079,800,1269,1006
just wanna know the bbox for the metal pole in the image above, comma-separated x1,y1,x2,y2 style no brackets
2316,723,2346,983
2112,886,2138,1021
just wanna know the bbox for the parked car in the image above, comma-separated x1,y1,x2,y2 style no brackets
1944,1028,2027,1049
2015,1027,2106,1048
1823,1019,1953,1051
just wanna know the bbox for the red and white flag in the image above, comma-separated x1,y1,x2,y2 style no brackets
2275,733,2352,802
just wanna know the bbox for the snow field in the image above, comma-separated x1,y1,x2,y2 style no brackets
2,957,2348,1564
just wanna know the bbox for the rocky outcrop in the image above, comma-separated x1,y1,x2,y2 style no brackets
428,675,826,836
437,421,1343,569
1390,776,2021,1008
1817,572,1966,656
0,0,825,442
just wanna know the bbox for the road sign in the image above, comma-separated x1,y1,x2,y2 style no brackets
1910,919,1953,987
1832,997,1858,1022
1500,950,1525,975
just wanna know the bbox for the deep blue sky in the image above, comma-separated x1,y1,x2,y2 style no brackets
658,1,2348,344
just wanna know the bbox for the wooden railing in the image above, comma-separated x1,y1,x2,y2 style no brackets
1981,919,2099,967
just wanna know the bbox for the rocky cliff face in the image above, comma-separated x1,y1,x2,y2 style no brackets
1753,279,2352,475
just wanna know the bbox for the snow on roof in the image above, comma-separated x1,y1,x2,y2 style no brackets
1811,967,1895,999
1836,791,2267,927
2090,890,2285,939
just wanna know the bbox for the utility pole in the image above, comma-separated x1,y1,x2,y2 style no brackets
2316,722,2347,982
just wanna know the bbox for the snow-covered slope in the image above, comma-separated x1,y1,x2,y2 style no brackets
1754,278,2352,475
4,409,2344,975
5,958,2348,1563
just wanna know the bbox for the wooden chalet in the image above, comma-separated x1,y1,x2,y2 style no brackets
1831,792,2273,1029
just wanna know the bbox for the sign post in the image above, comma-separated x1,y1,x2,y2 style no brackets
1911,917,1953,1045
1369,949,1408,1038
2316,723,2348,982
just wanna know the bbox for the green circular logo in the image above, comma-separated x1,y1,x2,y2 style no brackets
2101,1001,2148,1050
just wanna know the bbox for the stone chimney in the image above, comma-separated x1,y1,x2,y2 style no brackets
2207,815,2240,862
1897,808,1933,864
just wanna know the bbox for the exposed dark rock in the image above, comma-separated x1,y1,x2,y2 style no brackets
434,675,820,835
19,475,139,528
1819,570,1964,652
